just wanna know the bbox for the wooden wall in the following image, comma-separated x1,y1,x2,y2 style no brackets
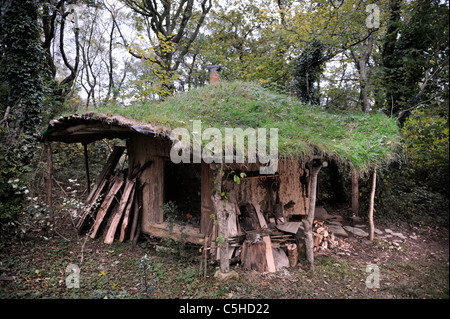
127,134,171,232
127,134,310,240
224,159,310,218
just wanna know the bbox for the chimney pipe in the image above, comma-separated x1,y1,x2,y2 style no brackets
207,65,221,83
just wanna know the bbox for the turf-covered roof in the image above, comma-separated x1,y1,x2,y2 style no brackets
42,81,401,173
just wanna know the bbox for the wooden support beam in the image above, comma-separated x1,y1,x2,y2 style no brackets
44,141,53,208
211,164,230,274
368,167,377,241
83,143,91,195
351,170,359,215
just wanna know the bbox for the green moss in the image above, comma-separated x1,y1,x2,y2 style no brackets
93,81,401,172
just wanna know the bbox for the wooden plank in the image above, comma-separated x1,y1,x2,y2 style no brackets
131,181,143,244
86,146,125,203
201,162,215,235
254,204,276,273
262,236,276,273
119,186,136,242
241,241,267,272
104,179,135,244
90,177,124,239
76,177,109,233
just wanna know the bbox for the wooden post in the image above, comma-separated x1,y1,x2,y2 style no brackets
302,160,327,271
211,164,229,274
368,167,377,241
351,170,359,215
83,143,91,195
44,141,53,209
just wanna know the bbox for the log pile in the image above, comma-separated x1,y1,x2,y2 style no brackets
75,146,149,244
227,203,299,272
312,219,339,251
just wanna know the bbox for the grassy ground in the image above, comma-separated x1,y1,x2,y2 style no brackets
1,213,448,300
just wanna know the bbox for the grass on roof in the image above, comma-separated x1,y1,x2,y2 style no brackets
94,81,401,173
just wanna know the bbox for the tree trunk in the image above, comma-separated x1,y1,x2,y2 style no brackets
211,164,229,273
302,160,325,271
351,170,359,215
368,167,377,241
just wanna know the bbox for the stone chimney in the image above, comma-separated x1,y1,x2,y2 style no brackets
207,65,221,83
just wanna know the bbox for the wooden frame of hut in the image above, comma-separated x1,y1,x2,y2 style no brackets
40,81,400,273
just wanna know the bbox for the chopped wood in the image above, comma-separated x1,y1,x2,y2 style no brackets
287,243,298,267
311,219,338,251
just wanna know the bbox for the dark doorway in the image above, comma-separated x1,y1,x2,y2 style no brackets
164,162,202,226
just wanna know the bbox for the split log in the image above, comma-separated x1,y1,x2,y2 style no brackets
313,232,323,248
254,204,276,273
119,186,136,242
287,243,298,267
104,179,135,244
131,183,142,244
44,141,53,209
90,177,124,239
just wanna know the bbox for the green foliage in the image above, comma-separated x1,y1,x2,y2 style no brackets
292,39,324,104
0,133,36,222
374,166,449,226
0,0,46,134
378,0,449,118
402,109,449,175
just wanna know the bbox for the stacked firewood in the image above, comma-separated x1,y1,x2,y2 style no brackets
312,220,338,251
75,146,150,244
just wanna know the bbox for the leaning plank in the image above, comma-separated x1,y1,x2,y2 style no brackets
262,236,276,273
119,186,136,242
254,204,276,273
86,146,125,204
76,177,109,234
90,177,124,239
104,179,135,244
130,183,142,243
